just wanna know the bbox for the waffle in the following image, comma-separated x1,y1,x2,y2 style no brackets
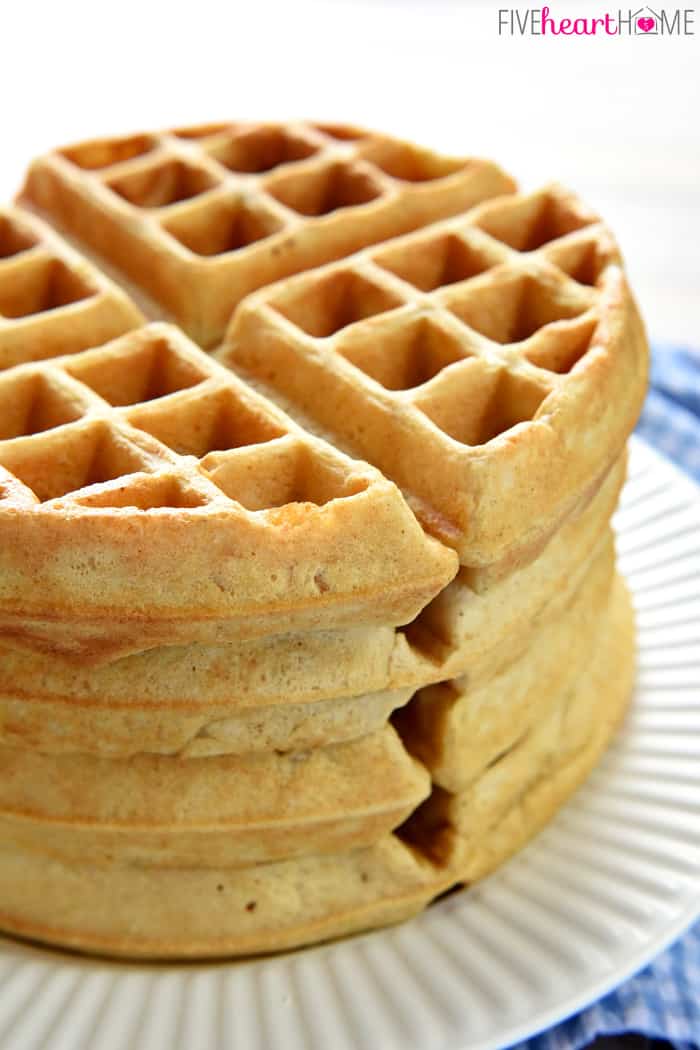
0,577,633,958
0,206,143,368
19,123,515,347
222,184,648,572
0,125,647,963
0,323,456,661
0,725,429,868
0,461,622,758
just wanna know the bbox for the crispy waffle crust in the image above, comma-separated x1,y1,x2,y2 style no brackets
0,577,634,959
19,123,515,347
221,183,648,571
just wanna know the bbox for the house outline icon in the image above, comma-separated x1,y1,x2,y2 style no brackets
632,5,661,32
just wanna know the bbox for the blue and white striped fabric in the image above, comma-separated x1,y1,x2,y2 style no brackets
522,346,700,1050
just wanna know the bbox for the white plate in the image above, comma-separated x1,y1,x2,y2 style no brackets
0,435,699,1050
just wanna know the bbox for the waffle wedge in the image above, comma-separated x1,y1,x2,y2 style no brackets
222,184,647,574
0,322,456,661
19,123,515,347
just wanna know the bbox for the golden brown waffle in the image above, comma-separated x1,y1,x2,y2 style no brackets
222,184,648,571
0,725,429,868
0,125,647,964
0,206,143,369
0,458,622,757
0,322,456,661
0,578,633,959
19,123,515,347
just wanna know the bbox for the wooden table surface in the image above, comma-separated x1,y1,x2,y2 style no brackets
2,0,698,347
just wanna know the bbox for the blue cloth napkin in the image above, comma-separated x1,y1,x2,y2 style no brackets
636,348,700,484
520,347,700,1050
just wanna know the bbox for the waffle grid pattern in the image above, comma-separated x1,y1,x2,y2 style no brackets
0,323,374,514
261,185,607,426
226,183,645,565
0,207,143,369
21,122,515,346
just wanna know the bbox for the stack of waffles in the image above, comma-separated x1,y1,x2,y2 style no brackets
0,122,647,958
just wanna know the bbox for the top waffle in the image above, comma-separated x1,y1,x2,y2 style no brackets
221,183,648,570
1,121,648,659
19,122,515,348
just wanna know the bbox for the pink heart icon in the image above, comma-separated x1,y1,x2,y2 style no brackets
637,16,655,31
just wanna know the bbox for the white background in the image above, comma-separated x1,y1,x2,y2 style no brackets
1,0,698,346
